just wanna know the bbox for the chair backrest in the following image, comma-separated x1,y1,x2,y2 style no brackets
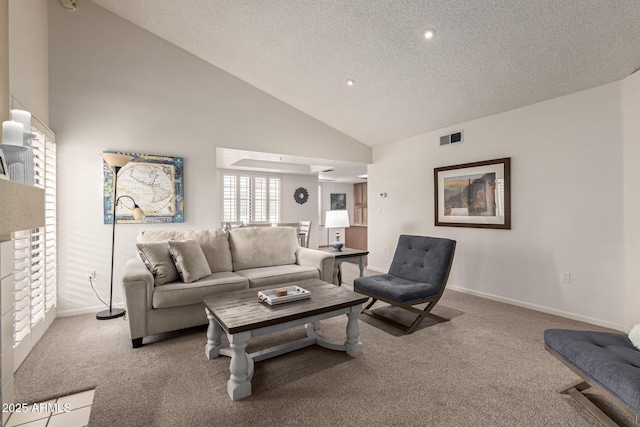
298,220,311,247
388,235,456,292
221,221,244,230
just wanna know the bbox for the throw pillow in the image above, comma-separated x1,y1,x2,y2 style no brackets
136,246,155,274
629,324,640,350
167,239,212,284
136,242,180,286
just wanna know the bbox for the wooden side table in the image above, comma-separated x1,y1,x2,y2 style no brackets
318,246,369,286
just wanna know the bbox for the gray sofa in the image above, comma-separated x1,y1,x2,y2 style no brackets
122,226,334,348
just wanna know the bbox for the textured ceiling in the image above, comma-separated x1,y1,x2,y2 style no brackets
88,0,640,146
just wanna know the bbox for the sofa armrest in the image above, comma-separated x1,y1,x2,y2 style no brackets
122,258,154,339
296,247,335,283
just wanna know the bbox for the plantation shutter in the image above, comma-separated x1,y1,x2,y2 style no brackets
223,175,237,222
268,177,280,223
11,105,57,371
238,176,251,223
221,172,281,224
253,177,267,222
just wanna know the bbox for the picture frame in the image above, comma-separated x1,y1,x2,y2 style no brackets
103,151,184,224
0,148,8,180
330,193,346,210
434,157,510,229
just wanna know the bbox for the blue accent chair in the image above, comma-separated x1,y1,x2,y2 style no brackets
354,235,456,334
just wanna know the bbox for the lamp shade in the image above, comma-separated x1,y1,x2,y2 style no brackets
101,152,133,168
132,207,145,220
325,210,350,228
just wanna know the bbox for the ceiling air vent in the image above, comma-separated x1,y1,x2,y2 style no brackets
439,130,463,147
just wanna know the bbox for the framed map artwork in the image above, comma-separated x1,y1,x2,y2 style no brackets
103,151,184,224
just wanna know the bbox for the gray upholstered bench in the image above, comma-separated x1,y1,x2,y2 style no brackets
544,329,640,426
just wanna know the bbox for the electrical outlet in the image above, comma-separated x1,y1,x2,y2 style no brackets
561,271,571,284
88,270,96,280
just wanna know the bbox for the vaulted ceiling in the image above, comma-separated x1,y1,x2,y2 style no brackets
88,0,640,147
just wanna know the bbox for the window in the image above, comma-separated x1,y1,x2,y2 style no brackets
317,184,322,225
222,173,281,224
11,102,57,371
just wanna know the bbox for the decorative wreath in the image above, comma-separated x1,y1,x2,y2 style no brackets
294,187,309,204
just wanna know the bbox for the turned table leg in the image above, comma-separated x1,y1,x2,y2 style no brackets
227,331,252,401
358,256,365,278
205,308,223,359
345,306,363,357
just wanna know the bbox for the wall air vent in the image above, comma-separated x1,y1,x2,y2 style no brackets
439,130,463,147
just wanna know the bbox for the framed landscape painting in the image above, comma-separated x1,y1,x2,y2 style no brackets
434,157,510,229
330,193,347,210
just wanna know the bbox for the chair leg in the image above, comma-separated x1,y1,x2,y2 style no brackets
364,298,377,311
406,315,427,335
361,298,449,334
406,308,449,334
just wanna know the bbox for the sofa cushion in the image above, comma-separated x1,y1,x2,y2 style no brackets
229,227,298,271
137,229,233,273
167,239,212,284
136,242,180,286
152,272,249,308
235,264,319,288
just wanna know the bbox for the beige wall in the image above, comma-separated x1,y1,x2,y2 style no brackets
9,0,48,124
0,0,8,122
48,0,371,315
369,81,627,330
623,70,640,328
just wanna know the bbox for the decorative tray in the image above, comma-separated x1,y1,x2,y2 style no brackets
258,286,310,305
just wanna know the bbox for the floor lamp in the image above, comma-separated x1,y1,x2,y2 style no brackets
98,153,146,320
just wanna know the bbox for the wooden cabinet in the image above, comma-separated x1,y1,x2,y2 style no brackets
347,182,368,264
345,225,367,265
353,182,367,226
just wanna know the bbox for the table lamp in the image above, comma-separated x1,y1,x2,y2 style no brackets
325,210,350,252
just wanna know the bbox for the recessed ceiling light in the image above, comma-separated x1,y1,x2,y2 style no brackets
423,29,435,40
346,79,355,86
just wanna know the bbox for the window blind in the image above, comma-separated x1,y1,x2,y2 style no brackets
10,105,57,371
222,172,281,224
268,178,280,224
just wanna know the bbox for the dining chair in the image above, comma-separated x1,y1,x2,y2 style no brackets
298,220,311,248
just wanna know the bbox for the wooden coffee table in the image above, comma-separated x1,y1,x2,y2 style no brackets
203,278,369,401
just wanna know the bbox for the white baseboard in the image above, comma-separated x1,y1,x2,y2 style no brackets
447,285,626,332
57,301,126,318
366,265,386,274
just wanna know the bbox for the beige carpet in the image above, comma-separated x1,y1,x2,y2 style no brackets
14,264,635,426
